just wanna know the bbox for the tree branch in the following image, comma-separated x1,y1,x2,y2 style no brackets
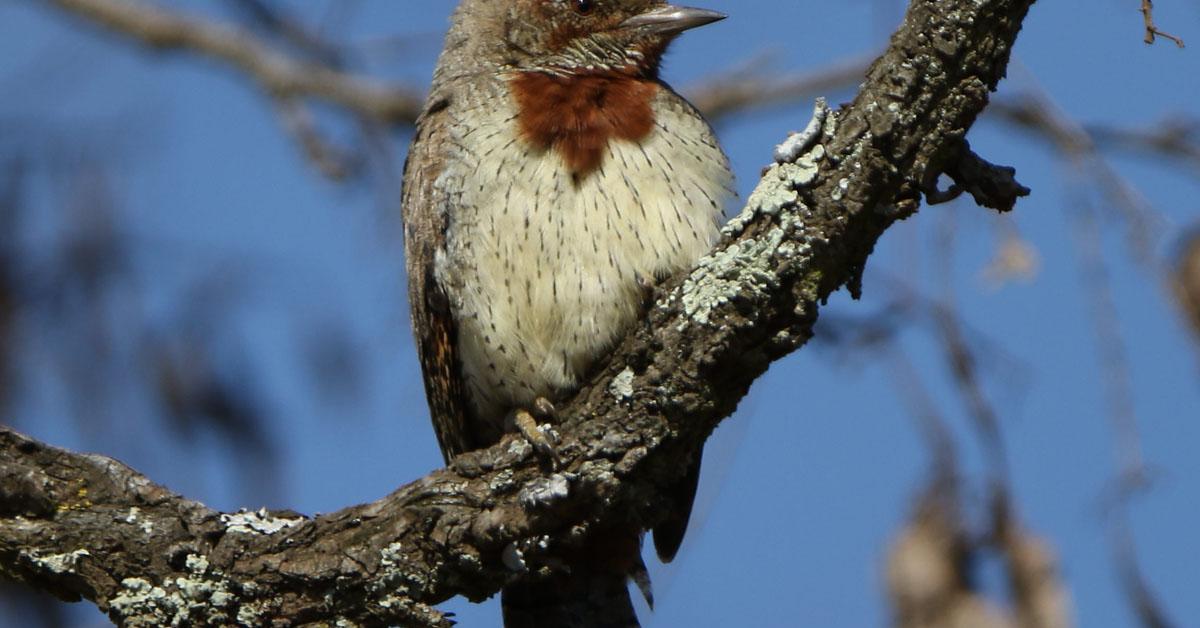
1140,0,1185,48
1,0,1036,625
39,0,424,124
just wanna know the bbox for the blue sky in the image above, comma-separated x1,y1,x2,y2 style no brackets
2,1,1199,626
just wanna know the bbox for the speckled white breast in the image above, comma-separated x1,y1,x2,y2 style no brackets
435,78,733,424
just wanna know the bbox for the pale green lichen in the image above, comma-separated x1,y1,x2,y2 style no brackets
209,590,235,608
723,104,830,238
609,367,635,400
220,508,304,535
679,227,785,327
184,553,209,575
831,177,850,201
373,541,435,604
106,554,238,627
27,549,90,574
723,160,813,237
380,542,405,569
681,202,821,329
725,147,823,234
108,577,165,621
773,98,829,163
123,507,155,535
236,600,270,625
714,105,839,331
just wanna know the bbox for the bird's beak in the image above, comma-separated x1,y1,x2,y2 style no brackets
619,5,726,36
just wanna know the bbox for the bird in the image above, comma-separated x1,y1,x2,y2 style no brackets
401,1,733,626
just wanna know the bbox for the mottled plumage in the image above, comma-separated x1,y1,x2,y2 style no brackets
401,2,731,626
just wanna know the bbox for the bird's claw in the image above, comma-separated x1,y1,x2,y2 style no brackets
513,401,562,468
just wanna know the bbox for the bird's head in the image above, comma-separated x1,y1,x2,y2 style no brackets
500,1,725,77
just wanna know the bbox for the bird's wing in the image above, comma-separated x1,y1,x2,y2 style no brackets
401,93,474,463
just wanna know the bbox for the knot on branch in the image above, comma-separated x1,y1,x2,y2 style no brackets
924,140,1031,212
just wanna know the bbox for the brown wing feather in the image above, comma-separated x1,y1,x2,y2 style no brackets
401,94,474,463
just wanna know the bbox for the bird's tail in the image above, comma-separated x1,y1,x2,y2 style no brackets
651,449,703,562
500,525,649,628
500,447,705,628
501,567,641,628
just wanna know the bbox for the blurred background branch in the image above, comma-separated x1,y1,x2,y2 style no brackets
43,0,424,124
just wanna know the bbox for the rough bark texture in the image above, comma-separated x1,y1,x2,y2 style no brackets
0,0,1036,625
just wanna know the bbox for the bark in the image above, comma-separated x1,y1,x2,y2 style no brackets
0,0,1035,625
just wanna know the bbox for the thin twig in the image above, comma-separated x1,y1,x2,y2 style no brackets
1140,0,1186,48
275,98,360,180
1070,194,1177,628
988,92,1164,266
222,0,344,66
1085,116,1200,175
686,54,872,125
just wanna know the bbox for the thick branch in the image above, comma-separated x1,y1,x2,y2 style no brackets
40,0,424,124
1,0,1035,625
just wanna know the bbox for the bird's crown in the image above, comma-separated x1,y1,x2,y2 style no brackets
452,1,724,78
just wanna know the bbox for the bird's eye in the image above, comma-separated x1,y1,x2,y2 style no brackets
573,0,595,15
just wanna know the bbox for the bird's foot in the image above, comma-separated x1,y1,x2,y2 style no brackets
511,397,562,468
635,272,661,313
